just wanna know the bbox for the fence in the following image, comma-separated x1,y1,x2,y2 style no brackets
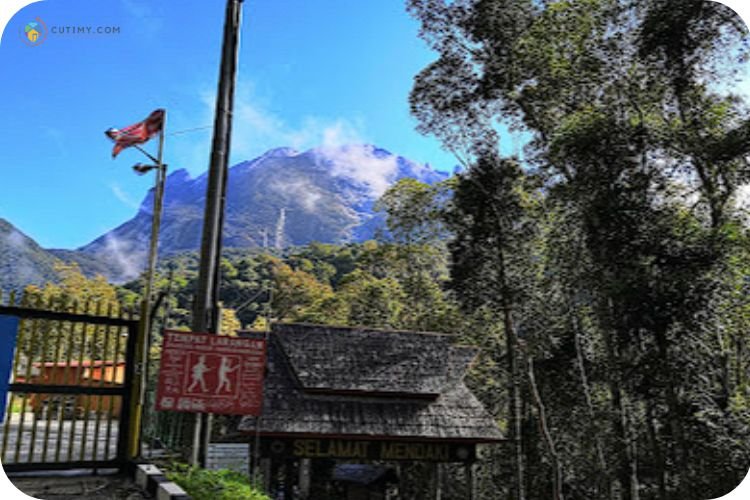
0,291,138,472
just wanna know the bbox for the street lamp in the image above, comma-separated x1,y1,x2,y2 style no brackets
105,112,167,459
132,163,162,175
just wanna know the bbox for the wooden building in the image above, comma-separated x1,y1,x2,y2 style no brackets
29,360,125,416
236,323,504,499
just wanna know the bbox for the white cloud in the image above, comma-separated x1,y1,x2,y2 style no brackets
168,81,404,199
5,228,27,250
268,178,323,213
320,119,364,148
315,121,399,197
102,233,145,282
109,183,141,210
171,82,300,174
170,81,380,175
121,0,162,36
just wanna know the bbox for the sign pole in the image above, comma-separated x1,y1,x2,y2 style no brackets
128,119,167,459
190,0,244,467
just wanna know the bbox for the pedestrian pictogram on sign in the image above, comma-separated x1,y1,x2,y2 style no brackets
155,330,266,415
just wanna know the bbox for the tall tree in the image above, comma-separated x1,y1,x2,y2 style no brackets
446,152,538,500
408,0,750,498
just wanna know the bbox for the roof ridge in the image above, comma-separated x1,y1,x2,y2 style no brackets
271,322,458,338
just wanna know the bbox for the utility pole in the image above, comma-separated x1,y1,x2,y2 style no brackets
190,0,244,467
105,109,168,460
129,126,167,459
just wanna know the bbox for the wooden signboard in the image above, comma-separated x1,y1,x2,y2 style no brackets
155,330,266,415
260,437,476,463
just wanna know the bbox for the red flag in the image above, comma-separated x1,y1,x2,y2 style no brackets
105,109,165,158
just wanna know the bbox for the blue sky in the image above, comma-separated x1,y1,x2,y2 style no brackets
0,0,460,249
2,1,749,251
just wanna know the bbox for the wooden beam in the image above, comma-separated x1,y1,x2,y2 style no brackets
466,462,476,500
433,462,443,500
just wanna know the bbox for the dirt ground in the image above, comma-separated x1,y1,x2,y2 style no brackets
8,471,149,500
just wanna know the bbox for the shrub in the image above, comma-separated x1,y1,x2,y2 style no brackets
166,463,269,500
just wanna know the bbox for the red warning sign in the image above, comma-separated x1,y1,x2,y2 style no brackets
155,330,266,415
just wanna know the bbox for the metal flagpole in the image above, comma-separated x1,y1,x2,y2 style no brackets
127,115,167,459
190,0,243,467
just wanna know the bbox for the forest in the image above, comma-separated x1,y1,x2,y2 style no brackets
15,0,750,498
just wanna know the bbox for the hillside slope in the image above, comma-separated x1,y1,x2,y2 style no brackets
79,145,448,281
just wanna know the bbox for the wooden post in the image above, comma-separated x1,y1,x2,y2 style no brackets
391,463,402,500
260,458,272,493
298,458,311,499
270,458,281,496
283,459,295,499
466,462,477,500
433,463,443,500
190,0,244,467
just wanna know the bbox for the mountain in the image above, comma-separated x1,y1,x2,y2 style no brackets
0,219,118,292
79,145,449,281
46,248,122,279
0,218,60,293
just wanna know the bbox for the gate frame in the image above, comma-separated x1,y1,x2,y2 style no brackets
0,304,138,473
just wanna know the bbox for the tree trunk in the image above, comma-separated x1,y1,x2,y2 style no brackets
527,354,564,500
505,306,526,500
602,300,639,500
653,329,687,474
610,380,639,500
645,401,667,500
571,313,613,499
627,408,641,500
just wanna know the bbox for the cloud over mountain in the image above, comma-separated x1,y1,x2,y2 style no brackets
78,145,449,281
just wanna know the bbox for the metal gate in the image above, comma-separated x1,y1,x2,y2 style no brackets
0,293,138,472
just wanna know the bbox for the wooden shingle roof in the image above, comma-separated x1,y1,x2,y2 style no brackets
237,324,503,443
275,323,460,396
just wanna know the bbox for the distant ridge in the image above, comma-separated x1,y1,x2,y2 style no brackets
0,145,450,288
78,145,449,281
0,218,59,292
